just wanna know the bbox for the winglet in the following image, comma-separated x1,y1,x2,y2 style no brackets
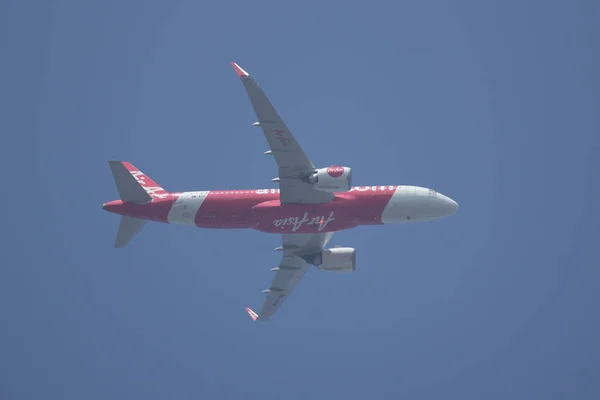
231,62,249,78
245,307,258,321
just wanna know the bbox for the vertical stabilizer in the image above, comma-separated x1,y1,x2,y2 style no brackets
115,216,147,248
108,161,152,204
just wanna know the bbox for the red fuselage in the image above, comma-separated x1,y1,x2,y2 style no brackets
103,186,401,234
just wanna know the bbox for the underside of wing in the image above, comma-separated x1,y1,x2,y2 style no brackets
231,62,334,205
247,232,334,321
281,232,335,253
256,255,310,320
277,178,335,204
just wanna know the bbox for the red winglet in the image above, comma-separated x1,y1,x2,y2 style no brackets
245,307,258,321
231,62,249,78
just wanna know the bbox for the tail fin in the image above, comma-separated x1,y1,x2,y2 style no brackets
115,216,147,248
108,160,168,203
107,161,168,248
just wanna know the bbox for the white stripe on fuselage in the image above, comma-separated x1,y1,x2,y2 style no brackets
167,191,210,226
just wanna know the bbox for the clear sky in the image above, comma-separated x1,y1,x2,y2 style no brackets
1,0,599,399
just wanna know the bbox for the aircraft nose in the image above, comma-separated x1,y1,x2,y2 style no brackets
438,193,459,216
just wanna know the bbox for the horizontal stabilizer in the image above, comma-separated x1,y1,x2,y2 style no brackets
108,160,152,204
115,216,146,248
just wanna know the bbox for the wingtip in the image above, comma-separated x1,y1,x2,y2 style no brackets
231,62,250,78
245,307,258,321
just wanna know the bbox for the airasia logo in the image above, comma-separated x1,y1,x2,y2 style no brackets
274,129,290,146
130,171,169,199
327,166,344,178
273,211,336,232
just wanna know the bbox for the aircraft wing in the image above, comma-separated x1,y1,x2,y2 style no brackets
231,62,334,204
246,232,334,321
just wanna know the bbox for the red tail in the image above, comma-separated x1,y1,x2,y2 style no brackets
121,162,169,200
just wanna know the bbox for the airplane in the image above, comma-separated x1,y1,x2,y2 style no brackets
102,62,459,321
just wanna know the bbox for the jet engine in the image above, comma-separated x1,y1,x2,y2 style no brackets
312,247,356,273
304,166,352,193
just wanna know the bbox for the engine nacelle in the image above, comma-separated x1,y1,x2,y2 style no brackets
306,166,352,193
314,247,356,273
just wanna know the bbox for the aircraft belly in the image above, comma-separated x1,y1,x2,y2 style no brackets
165,188,401,231
252,193,392,234
194,192,257,229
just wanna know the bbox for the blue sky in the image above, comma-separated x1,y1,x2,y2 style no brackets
1,0,599,398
